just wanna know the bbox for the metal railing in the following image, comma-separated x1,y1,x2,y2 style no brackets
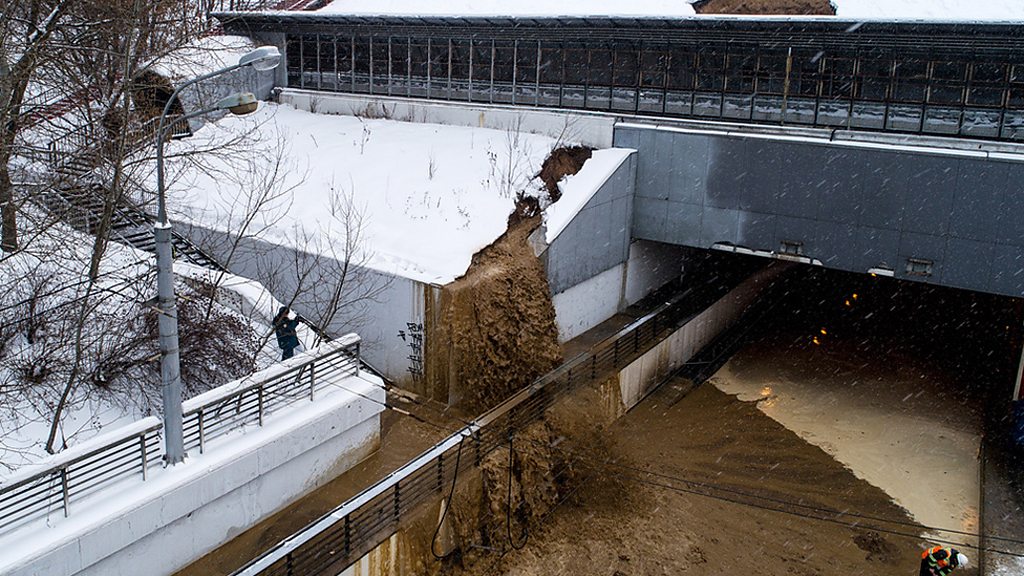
181,335,361,455
233,265,782,576
0,419,163,537
0,336,362,538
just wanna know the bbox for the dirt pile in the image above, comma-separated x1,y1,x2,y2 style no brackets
438,399,632,573
692,0,835,14
537,146,593,203
430,216,562,413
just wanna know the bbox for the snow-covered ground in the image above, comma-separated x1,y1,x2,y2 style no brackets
0,215,291,473
830,0,1024,21
160,103,559,284
317,0,694,17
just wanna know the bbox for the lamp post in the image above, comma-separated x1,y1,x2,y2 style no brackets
155,46,281,465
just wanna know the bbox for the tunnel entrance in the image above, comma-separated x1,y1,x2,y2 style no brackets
711,266,1022,540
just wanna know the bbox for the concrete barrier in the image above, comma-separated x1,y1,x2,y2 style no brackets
277,88,617,148
618,267,778,410
0,374,385,576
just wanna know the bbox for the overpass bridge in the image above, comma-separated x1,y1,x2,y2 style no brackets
217,13,1024,299
219,15,1024,143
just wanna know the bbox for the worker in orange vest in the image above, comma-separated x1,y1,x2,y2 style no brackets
920,545,968,576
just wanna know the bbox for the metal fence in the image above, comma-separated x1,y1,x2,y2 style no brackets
233,265,780,576
0,336,361,538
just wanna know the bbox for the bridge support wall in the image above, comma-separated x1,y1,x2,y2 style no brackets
618,266,779,410
616,122,1024,298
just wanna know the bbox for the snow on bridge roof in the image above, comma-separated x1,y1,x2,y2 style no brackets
830,0,1024,21
315,0,695,18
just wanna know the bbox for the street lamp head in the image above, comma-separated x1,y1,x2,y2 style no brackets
238,46,282,72
216,92,259,115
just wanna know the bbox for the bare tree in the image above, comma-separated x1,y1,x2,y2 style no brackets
0,0,73,252
252,182,392,356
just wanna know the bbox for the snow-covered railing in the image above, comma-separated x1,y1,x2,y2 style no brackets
182,335,361,454
0,335,361,537
0,417,163,537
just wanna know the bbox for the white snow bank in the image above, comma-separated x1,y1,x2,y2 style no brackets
161,103,557,284
545,148,634,244
148,35,255,82
318,0,694,17
831,0,1024,21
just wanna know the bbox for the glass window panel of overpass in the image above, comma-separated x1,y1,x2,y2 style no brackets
695,47,725,91
667,47,696,90
822,57,855,98
539,43,562,84
968,62,1008,107
640,48,668,88
724,52,756,93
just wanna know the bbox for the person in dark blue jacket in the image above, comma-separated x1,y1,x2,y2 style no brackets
273,306,301,360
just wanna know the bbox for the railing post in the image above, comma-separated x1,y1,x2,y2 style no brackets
354,341,361,377
393,482,401,525
59,468,70,517
198,408,206,454
258,385,265,427
437,452,444,491
309,358,317,402
591,354,597,380
344,514,352,558
140,433,149,481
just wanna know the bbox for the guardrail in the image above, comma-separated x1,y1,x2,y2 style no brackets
0,336,361,538
233,265,782,576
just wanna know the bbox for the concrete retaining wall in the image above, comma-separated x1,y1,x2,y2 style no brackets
179,223,441,392
1,374,385,576
278,88,617,148
618,267,777,410
551,263,624,342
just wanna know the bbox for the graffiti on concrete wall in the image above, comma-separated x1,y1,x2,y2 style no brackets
398,322,424,383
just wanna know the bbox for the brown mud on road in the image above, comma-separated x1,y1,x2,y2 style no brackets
457,381,927,576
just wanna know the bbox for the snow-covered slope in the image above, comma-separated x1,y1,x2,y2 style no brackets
161,103,557,284
317,0,695,17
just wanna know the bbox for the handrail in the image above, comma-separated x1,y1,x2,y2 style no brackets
232,266,778,576
0,336,361,537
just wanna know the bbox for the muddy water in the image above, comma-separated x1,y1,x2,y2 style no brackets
430,216,562,413
712,332,983,543
458,377,928,576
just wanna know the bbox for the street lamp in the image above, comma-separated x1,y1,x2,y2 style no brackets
154,46,281,465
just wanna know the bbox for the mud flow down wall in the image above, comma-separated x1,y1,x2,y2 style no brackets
426,217,563,412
